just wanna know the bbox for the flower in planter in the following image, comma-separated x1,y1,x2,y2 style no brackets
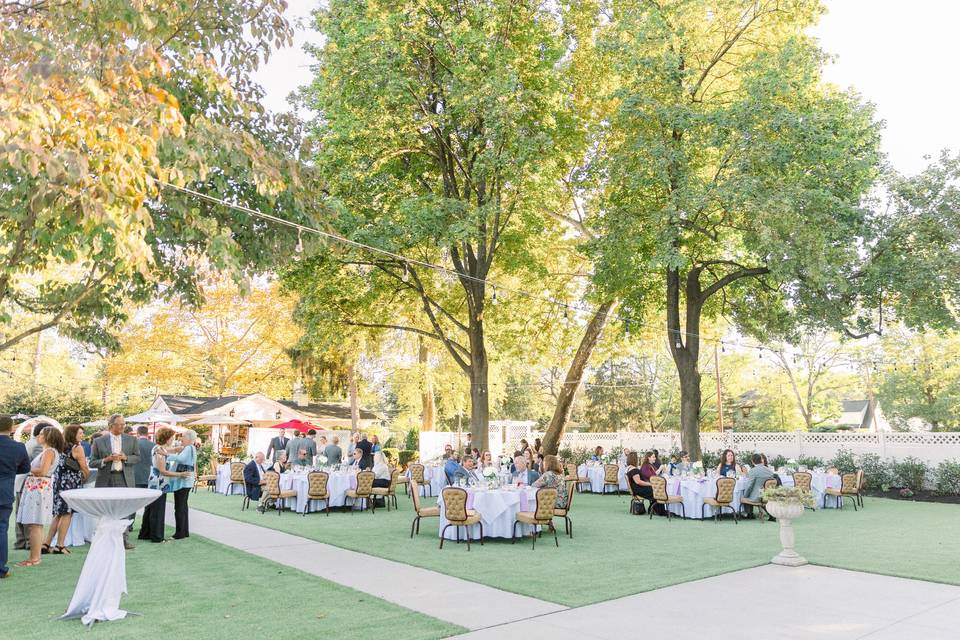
761,485,816,508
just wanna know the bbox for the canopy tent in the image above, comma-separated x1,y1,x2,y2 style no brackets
13,415,63,441
81,419,108,428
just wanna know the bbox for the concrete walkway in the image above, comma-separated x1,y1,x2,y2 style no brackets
451,564,960,640
167,508,564,630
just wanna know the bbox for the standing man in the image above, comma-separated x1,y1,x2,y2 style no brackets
13,423,47,551
90,414,141,550
133,426,153,489
266,428,289,464
324,436,343,466
356,432,373,470
303,430,318,465
0,416,31,579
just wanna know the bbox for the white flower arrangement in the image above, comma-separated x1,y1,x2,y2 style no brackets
692,460,704,470
500,455,513,467
482,466,497,478
317,455,328,465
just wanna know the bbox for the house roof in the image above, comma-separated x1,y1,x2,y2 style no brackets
157,394,377,422
841,399,869,413
277,400,378,421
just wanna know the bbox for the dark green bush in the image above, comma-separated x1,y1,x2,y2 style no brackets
892,457,929,491
828,448,857,475
398,450,418,469
797,455,825,468
935,460,960,496
404,428,419,452
857,453,895,491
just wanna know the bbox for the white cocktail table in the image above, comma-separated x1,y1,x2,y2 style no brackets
59,487,161,626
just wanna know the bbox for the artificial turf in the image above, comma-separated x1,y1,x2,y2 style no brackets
188,489,960,608
2,522,463,640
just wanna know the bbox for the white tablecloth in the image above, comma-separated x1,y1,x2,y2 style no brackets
407,465,447,497
215,464,245,495
60,488,161,626
781,472,842,509
51,479,98,548
437,487,540,540
577,464,629,493
279,471,359,513
663,476,747,519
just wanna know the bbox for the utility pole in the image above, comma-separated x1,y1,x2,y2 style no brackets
714,344,724,432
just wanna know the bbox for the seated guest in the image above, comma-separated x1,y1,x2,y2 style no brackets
349,448,364,469
511,455,540,485
742,453,778,520
533,438,543,454
651,449,664,474
522,449,536,473
716,449,742,477
591,445,604,461
462,456,484,484
371,452,391,489
479,450,494,470
668,451,692,475
244,452,269,501
518,439,530,454
271,451,289,474
442,451,467,485
534,453,545,474
626,451,665,515
532,455,568,509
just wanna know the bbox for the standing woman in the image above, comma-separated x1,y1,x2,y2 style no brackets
140,428,189,543
165,429,197,540
44,425,89,554
16,426,64,566
370,434,382,453
533,438,543,454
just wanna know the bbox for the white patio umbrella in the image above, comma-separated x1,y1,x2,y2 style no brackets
81,419,108,428
13,415,63,440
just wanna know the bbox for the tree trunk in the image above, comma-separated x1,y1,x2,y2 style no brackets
418,337,435,431
349,360,360,434
542,299,617,455
668,268,704,461
468,320,489,452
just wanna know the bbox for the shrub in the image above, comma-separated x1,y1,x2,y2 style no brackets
892,457,929,491
857,453,895,491
771,454,788,469
701,450,722,469
568,447,591,466
382,447,400,464
398,450,418,469
935,460,960,496
797,455,825,468
828,448,858,475
558,446,573,463
404,428,419,452
196,443,215,475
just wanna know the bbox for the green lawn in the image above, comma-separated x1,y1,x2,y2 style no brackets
189,489,960,607
3,521,462,640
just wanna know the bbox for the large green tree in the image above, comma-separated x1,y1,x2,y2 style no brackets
301,0,585,450
589,0,889,459
0,0,312,353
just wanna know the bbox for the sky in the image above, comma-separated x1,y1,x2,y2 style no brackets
255,0,960,177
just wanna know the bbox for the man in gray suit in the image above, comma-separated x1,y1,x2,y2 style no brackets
133,426,153,488
323,436,343,465
741,453,777,520
285,430,316,466
90,414,141,549
266,429,290,463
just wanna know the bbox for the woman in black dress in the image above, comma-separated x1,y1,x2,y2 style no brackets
44,425,89,554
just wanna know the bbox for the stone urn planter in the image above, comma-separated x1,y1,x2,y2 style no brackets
766,500,807,567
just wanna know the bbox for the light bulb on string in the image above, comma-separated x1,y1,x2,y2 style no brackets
492,286,497,304
720,341,725,353
295,228,304,255
675,338,682,349
564,307,569,320
401,262,409,283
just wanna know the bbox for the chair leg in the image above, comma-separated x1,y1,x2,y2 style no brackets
411,516,418,538
531,525,536,550
552,522,559,548
512,520,519,543
440,524,450,549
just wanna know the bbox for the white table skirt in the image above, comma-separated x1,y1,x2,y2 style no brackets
51,480,98,547
781,472,842,509
407,465,447,497
663,476,747,519
279,471,359,513
215,464,245,495
59,488,161,626
578,464,629,493
437,487,540,540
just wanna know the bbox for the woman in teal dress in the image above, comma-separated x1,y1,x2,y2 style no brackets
165,429,197,539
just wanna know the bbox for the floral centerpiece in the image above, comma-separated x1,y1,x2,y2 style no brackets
315,454,328,469
482,466,498,488
761,485,814,567
500,455,513,468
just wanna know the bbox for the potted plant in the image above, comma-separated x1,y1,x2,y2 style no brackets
761,486,815,567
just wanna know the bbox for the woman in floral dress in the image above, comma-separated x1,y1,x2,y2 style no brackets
44,425,89,554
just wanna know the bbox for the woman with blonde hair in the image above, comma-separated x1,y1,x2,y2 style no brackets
139,427,189,543
532,454,568,509
165,429,197,539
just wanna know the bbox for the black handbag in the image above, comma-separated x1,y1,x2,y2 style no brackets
62,447,82,473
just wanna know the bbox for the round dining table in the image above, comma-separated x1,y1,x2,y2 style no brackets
279,469,360,513
577,463,629,493
436,485,541,540
59,487,161,626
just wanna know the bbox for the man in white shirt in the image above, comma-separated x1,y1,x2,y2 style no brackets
462,457,484,484
89,414,141,549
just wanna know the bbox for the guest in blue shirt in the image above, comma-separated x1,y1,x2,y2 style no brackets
716,449,741,477
442,452,467,485
591,445,604,462
166,429,197,539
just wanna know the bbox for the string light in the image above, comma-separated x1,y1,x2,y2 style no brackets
402,262,409,283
